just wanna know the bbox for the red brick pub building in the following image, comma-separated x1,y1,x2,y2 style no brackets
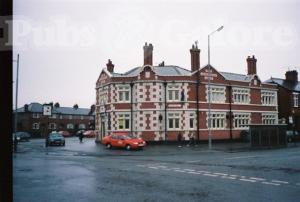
95,43,278,142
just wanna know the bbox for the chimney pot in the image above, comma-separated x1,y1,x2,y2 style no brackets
143,42,153,66
285,70,298,83
106,59,114,73
190,43,200,72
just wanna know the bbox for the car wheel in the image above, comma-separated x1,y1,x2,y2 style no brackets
125,144,131,151
106,143,112,149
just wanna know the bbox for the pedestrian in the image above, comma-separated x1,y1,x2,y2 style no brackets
188,133,195,147
177,132,182,147
79,130,84,143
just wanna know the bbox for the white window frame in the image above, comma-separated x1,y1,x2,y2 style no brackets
67,123,74,129
167,85,180,102
79,123,86,129
117,113,130,130
232,88,250,104
48,123,56,130
168,113,180,130
262,113,278,125
32,113,40,118
261,90,277,106
32,123,39,130
233,113,250,129
69,115,73,120
208,112,226,129
208,86,226,103
293,92,299,107
118,85,130,102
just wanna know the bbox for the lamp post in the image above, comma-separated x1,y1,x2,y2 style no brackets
207,25,224,149
13,54,20,152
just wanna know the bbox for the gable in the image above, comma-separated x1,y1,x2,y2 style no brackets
139,65,157,80
199,65,227,83
96,70,111,87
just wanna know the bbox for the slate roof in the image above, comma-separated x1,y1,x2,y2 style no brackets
15,102,93,115
111,65,191,77
265,78,300,92
219,72,253,82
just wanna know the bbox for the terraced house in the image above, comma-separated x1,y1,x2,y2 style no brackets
95,43,278,142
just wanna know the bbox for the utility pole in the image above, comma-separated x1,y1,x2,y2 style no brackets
13,54,20,152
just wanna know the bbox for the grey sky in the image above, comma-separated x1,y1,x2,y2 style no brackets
13,0,300,109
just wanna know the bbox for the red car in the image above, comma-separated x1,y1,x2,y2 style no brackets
101,133,146,150
58,130,71,137
83,130,96,138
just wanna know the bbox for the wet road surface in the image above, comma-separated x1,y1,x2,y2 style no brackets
13,137,300,202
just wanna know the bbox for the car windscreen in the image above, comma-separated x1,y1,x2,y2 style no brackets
50,133,63,138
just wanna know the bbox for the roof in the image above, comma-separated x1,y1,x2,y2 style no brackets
15,102,94,115
219,72,253,82
265,78,300,92
111,65,191,77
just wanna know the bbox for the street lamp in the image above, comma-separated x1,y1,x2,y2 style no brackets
207,25,224,150
13,54,20,152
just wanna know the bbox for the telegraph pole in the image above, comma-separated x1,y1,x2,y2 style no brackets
13,54,20,152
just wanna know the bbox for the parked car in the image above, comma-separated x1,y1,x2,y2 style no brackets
47,133,65,146
286,130,300,142
101,133,146,150
14,132,31,141
83,130,96,138
58,130,71,137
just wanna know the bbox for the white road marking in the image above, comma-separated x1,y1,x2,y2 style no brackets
174,170,186,173
271,180,289,184
239,179,257,183
250,177,266,181
221,176,236,180
225,156,256,160
184,169,195,172
230,175,238,177
213,172,228,176
262,182,280,186
203,174,218,177
149,167,159,169
188,172,202,175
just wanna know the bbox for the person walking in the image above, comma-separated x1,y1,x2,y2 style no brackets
177,132,183,147
79,130,84,143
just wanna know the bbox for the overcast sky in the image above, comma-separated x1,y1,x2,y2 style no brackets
13,0,300,109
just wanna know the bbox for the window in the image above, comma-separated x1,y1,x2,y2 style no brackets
209,113,225,129
168,113,180,129
32,123,39,129
118,85,130,102
79,124,86,129
167,85,180,101
261,90,276,105
233,88,250,104
234,113,250,129
60,115,63,119
189,113,195,129
32,113,40,118
69,115,73,120
118,114,130,130
48,123,56,130
208,86,225,103
262,114,278,124
67,123,74,129
293,93,299,107
80,116,84,120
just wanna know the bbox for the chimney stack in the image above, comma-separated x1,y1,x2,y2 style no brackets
285,70,298,83
247,55,257,75
106,59,114,73
143,42,153,66
190,43,200,72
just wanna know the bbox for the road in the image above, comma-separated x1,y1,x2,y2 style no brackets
13,137,300,202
